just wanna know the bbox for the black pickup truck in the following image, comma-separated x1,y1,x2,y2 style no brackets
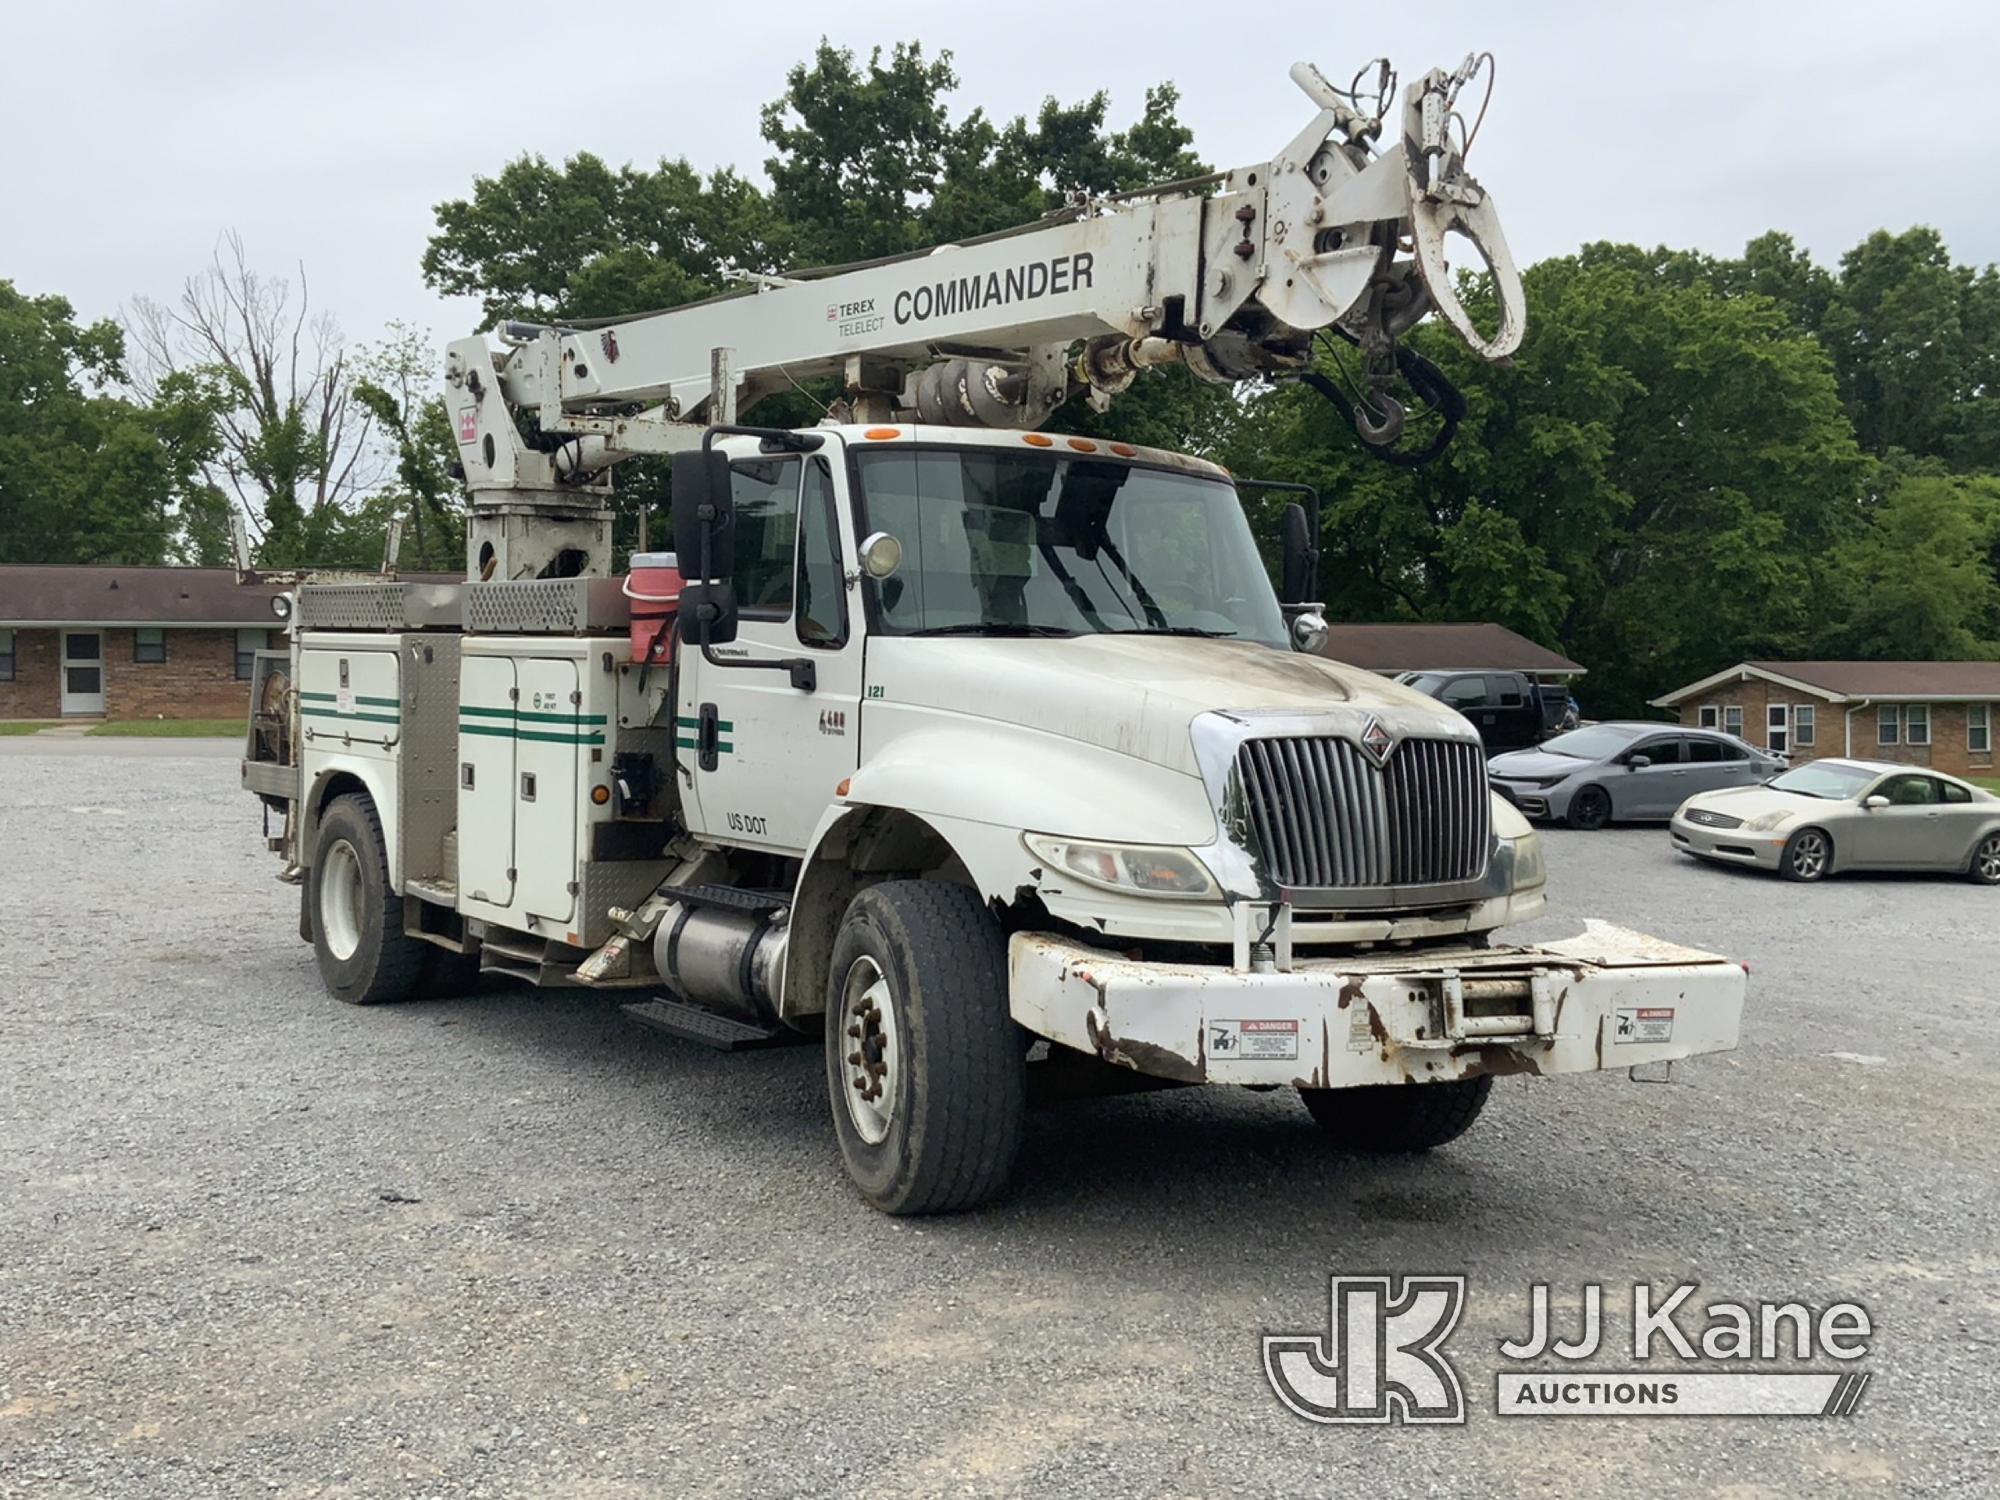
1396,670,1561,753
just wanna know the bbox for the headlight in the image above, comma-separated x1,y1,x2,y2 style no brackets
1509,831,1547,891
1744,810,1795,833
1023,833,1220,900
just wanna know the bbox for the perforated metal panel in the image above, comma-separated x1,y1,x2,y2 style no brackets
398,634,462,887
462,578,630,634
297,582,462,630
576,860,675,947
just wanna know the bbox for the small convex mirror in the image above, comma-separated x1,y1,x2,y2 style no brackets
860,531,903,580
1288,609,1328,655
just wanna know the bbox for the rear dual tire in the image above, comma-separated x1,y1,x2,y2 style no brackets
310,794,465,1004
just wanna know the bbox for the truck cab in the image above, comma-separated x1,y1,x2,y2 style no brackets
251,422,1748,1215
1398,669,1552,753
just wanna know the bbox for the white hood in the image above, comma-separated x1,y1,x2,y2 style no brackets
864,635,1470,775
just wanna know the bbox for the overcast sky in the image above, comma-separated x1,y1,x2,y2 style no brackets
6,0,1997,364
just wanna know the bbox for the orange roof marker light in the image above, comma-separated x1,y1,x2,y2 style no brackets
1022,433,1054,448
1110,442,1138,458
863,427,902,440
1066,437,1097,453
835,778,852,798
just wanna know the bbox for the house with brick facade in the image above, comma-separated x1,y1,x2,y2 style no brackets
0,565,290,721
1651,660,1999,779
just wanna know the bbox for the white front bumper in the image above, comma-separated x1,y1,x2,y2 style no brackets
1007,920,1746,1088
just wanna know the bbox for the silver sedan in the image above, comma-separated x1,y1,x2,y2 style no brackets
1487,723,1785,830
1671,759,2000,883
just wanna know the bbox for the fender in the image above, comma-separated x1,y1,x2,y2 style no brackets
298,754,403,887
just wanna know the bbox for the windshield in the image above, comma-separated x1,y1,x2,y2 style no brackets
1539,724,1648,760
851,448,1288,646
1768,762,1875,800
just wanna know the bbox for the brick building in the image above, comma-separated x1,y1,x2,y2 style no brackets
0,565,290,721
1651,661,1999,779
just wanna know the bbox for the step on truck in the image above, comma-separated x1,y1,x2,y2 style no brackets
242,54,1747,1213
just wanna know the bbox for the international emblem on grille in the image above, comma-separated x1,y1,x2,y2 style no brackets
1360,715,1394,767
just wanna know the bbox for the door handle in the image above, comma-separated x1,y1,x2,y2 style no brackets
697,702,720,772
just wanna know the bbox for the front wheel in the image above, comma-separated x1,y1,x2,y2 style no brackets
1566,784,1611,831
1297,1076,1493,1153
1969,832,2000,886
825,881,1026,1215
310,794,431,1004
1780,827,1832,882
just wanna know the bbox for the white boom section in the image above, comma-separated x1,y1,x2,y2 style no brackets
444,54,1523,577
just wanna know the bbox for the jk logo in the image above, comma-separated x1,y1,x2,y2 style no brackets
1264,1275,1467,1424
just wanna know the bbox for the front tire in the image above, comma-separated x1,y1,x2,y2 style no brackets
1969,832,2000,886
825,881,1026,1215
1297,1076,1493,1152
309,794,430,1005
1566,785,1611,831
1780,827,1832,882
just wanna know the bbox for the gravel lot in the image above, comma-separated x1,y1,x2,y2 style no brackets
3,739,1997,1497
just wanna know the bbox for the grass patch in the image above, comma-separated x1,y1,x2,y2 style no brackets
87,718,242,738
1972,777,2000,795
0,721,56,735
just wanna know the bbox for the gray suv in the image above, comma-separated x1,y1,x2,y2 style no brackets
1487,722,1785,830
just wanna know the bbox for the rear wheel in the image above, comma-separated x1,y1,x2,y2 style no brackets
1969,832,2000,886
1780,827,1832,882
1297,1076,1493,1153
825,881,1026,1215
1566,785,1611,831
310,794,430,1005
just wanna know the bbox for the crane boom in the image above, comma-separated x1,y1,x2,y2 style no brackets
446,54,1525,578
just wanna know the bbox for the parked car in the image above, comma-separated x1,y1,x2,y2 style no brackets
1487,722,1786,829
1397,670,1550,752
1671,759,2000,883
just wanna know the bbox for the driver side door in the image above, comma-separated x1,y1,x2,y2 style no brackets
679,449,864,856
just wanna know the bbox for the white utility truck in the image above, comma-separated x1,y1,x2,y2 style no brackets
243,56,1746,1213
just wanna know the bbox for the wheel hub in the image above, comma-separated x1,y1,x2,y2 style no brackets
838,957,898,1145
320,839,366,962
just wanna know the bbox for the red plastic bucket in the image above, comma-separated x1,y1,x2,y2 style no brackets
624,551,683,665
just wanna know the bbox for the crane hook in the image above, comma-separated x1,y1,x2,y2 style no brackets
1352,392,1406,447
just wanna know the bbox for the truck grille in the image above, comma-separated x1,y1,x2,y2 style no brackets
1234,735,1491,889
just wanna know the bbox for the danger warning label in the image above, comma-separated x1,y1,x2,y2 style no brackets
1209,1018,1300,1061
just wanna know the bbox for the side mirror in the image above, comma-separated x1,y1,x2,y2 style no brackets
859,531,903,580
671,450,736,582
1626,754,1652,770
671,449,737,644
1279,502,1316,604
1288,609,1328,655
1863,794,1889,810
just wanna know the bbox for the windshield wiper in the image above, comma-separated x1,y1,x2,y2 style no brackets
1101,626,1239,638
909,623,1077,638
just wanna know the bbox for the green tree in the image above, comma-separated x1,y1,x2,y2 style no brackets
351,324,467,573
0,281,220,565
128,233,378,566
1820,471,2000,659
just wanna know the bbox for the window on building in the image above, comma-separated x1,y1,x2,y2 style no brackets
1969,704,1991,756
1794,703,1815,747
1767,703,1790,755
0,628,13,681
729,457,801,617
1878,705,1900,745
1906,704,1931,746
235,628,268,680
1723,705,1743,736
1697,705,1719,728
134,627,167,664
795,458,847,649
